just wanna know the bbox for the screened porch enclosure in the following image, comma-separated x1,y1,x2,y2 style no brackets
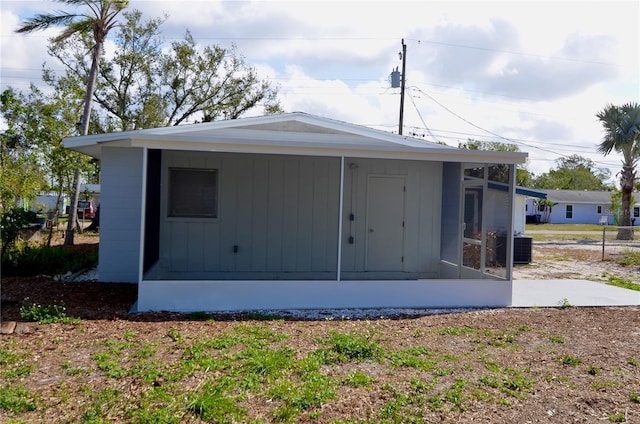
440,162,516,280
141,149,515,282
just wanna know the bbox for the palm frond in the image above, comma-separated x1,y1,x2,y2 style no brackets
15,13,78,33
596,103,640,163
53,20,94,42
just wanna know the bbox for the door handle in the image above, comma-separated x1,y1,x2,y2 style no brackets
369,228,374,233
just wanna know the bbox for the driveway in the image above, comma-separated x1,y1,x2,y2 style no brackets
512,279,640,307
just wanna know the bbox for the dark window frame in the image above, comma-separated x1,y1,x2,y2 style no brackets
565,204,573,219
168,168,218,218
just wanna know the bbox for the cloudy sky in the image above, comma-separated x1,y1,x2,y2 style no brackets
1,0,638,180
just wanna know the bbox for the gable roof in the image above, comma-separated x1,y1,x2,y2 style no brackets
64,112,527,164
543,189,640,204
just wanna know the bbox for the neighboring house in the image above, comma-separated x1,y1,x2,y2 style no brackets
27,184,100,216
28,192,67,215
525,189,640,225
64,112,527,312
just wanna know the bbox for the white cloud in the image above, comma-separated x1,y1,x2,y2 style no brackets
1,0,638,180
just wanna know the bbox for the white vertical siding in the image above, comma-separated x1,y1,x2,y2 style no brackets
340,158,442,275
152,152,442,279
98,147,143,283
514,195,526,234
159,152,340,275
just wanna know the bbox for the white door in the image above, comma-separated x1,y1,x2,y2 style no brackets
366,176,405,271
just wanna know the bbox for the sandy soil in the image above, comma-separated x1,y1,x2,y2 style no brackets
513,241,640,282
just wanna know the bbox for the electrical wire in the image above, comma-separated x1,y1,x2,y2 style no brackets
408,86,621,170
406,89,441,143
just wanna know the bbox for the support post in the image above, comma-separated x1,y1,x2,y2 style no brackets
602,225,606,261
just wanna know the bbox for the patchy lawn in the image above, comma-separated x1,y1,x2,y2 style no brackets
1,277,639,423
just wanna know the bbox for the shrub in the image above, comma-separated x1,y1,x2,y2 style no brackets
1,242,97,276
19,300,79,324
0,208,37,256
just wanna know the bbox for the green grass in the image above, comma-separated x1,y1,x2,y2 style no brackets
604,274,640,291
591,380,620,391
0,346,32,380
617,249,640,266
524,223,617,242
0,317,634,423
587,366,602,376
388,346,436,370
548,335,565,344
525,223,606,232
608,412,626,422
560,355,581,366
187,378,246,423
321,331,382,362
0,385,37,413
343,370,373,387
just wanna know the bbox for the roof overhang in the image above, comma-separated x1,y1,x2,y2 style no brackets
515,187,547,199
64,112,528,165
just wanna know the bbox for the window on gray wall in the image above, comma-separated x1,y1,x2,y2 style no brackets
168,168,218,218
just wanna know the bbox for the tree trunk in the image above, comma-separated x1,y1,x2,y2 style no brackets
65,41,102,246
616,166,635,240
47,182,64,246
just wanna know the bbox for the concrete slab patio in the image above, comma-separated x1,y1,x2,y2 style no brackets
512,279,640,307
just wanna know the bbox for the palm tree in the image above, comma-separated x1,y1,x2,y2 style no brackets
533,198,558,224
16,0,128,245
596,102,640,240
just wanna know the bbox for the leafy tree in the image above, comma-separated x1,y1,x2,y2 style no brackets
532,155,612,191
458,139,533,186
160,31,283,125
0,86,91,245
0,88,49,213
16,0,129,245
46,10,283,132
596,102,640,240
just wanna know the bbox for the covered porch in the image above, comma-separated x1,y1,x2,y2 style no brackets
137,151,520,312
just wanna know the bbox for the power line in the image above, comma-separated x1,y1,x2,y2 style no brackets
411,86,564,155
406,38,622,68
1,31,625,69
406,89,440,143
406,86,620,169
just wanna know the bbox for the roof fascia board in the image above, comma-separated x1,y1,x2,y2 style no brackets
125,138,527,164
546,200,607,205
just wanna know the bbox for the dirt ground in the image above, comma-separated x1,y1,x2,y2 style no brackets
513,241,640,282
1,237,640,423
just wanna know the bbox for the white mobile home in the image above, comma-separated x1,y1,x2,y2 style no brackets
64,113,527,312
